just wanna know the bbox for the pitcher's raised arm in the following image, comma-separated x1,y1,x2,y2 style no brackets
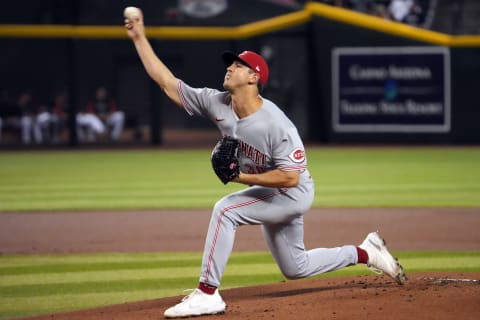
124,7,182,107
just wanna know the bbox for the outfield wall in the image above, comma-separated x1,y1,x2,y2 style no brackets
0,2,479,145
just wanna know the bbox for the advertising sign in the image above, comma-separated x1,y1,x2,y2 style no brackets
332,47,450,132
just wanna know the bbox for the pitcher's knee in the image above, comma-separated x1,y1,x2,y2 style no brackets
277,256,312,280
212,199,236,224
282,269,307,280
212,199,227,217
279,263,310,280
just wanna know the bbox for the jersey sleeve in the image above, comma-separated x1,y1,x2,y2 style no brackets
272,127,307,172
177,80,218,117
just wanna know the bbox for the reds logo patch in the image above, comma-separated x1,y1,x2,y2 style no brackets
288,148,305,163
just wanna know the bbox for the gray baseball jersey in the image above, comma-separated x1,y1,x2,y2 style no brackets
178,80,358,287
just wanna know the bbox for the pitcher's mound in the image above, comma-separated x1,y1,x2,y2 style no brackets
22,272,479,320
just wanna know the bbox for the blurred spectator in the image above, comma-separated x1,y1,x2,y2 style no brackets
36,104,52,143
49,90,69,143
322,0,426,26
374,3,391,19
388,0,423,25
349,0,377,14
17,91,48,144
76,86,125,142
389,0,414,21
326,0,376,13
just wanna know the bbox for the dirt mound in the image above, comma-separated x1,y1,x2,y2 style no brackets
20,272,480,320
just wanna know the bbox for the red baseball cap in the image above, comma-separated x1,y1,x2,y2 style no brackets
222,50,269,86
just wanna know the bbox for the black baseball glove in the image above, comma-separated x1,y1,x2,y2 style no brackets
211,136,240,184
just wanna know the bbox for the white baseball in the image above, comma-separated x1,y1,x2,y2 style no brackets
123,6,140,20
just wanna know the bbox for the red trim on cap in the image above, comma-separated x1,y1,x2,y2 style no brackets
237,51,269,86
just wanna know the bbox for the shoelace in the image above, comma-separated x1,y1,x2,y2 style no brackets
180,289,198,302
367,265,384,275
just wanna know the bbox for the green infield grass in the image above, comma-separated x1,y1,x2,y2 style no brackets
0,251,479,319
0,147,479,211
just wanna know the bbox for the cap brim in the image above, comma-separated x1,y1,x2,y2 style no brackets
221,51,252,69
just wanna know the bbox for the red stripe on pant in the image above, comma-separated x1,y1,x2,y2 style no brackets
204,190,282,284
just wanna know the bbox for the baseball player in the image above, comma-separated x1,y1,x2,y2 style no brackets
125,9,406,319
76,87,125,142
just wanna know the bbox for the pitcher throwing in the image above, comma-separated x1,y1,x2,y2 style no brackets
124,8,406,318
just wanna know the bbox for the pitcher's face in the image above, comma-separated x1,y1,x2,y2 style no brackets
223,61,257,91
